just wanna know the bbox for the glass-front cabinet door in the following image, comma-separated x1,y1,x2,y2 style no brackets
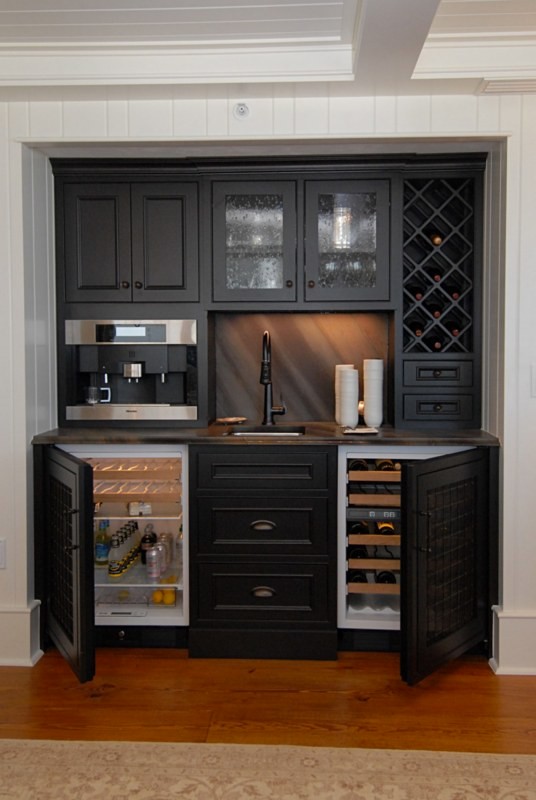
305,180,391,302
212,181,297,302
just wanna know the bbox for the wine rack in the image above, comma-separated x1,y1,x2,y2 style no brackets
402,177,475,354
339,452,401,630
397,166,483,429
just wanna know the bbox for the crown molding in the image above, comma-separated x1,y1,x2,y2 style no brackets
413,33,536,84
0,42,356,86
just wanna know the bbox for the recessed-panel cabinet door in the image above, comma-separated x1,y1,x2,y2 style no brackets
401,448,489,685
44,446,95,683
131,183,199,302
64,183,132,303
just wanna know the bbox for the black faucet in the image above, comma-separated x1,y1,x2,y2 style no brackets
260,330,286,426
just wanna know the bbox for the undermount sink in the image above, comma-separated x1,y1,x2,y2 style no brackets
229,425,306,437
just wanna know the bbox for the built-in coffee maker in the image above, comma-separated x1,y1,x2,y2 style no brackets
64,319,198,422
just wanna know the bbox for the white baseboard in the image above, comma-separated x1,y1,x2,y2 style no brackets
491,605,536,674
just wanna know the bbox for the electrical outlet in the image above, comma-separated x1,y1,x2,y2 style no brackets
0,539,5,568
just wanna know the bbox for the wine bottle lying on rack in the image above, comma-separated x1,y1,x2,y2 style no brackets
349,521,370,535
375,459,401,471
423,334,446,351
424,302,445,319
348,570,368,584
376,521,396,535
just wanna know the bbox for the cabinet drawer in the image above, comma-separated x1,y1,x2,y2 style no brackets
403,360,473,387
195,562,330,623
194,448,330,490
195,496,330,555
403,394,474,422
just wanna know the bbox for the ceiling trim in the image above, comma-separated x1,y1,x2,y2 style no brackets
0,42,356,87
413,34,536,83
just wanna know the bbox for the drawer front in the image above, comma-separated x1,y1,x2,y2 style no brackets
403,360,473,388
195,562,330,623
194,448,331,490
195,496,330,555
403,394,474,422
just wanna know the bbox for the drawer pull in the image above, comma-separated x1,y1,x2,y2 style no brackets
250,519,277,531
433,369,443,378
251,585,277,598
433,404,443,412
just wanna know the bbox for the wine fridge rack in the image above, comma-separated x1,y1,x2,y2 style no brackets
402,177,475,354
339,453,402,630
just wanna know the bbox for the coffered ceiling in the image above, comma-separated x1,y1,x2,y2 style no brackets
0,0,534,94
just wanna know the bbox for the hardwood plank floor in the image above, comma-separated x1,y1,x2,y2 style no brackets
1,647,536,754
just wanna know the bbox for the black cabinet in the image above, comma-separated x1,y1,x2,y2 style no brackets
304,179,390,302
211,180,297,302
397,171,483,428
58,179,199,303
211,177,391,304
188,445,338,659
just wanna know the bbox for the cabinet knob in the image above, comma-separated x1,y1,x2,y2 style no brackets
134,281,143,289
251,585,277,598
308,280,316,288
433,370,443,378
286,280,293,288
121,281,130,289
433,403,443,412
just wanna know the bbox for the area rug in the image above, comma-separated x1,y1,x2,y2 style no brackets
1,738,536,799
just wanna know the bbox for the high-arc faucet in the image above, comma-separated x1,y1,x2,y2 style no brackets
260,330,286,426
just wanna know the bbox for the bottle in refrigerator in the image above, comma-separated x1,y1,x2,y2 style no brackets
141,523,157,565
94,520,110,567
107,533,122,577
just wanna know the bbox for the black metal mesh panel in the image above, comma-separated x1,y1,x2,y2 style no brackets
47,475,74,643
425,476,476,645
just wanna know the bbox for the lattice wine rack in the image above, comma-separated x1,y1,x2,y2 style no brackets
402,177,475,354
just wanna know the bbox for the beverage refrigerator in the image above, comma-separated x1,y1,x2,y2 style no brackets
41,443,188,682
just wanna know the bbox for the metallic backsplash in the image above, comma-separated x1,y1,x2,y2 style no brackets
214,312,390,423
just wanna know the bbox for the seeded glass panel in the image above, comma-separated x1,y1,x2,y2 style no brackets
317,193,377,288
225,194,284,290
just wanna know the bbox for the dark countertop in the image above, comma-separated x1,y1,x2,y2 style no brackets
32,422,500,447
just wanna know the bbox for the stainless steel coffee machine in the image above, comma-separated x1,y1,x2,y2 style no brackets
64,319,197,422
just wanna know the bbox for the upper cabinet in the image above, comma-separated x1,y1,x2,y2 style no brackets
212,180,297,302
59,180,199,304
211,177,391,305
304,179,390,302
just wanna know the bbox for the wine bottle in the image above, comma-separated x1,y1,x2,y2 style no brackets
430,233,443,246
424,334,446,351
406,283,425,301
375,570,397,585
350,521,370,535
348,570,368,584
375,458,401,472
348,545,368,560
348,458,369,471
408,321,424,337
425,302,444,319
376,521,396,535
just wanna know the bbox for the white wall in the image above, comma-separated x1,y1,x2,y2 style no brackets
0,85,534,672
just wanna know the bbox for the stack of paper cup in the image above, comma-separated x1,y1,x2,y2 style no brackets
363,359,383,428
335,364,359,428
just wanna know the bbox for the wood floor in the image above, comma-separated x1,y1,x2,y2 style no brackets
1,647,535,754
